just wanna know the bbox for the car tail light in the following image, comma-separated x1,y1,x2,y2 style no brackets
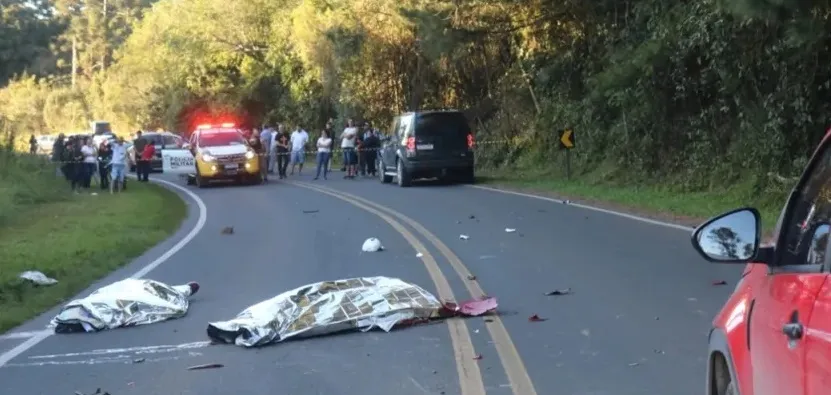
467,133,475,149
406,136,416,152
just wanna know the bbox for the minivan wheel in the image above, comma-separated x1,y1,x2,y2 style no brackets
379,159,392,183
396,160,411,187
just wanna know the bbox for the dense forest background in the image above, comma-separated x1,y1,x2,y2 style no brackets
1,0,830,195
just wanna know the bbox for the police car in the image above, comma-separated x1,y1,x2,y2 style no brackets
184,123,263,187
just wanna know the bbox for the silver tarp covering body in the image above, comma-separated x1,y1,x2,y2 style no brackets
51,278,193,332
207,276,445,347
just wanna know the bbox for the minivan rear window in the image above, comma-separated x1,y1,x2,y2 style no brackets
415,113,470,139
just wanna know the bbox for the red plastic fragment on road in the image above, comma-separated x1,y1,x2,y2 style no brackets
440,297,497,317
712,280,727,286
528,314,547,322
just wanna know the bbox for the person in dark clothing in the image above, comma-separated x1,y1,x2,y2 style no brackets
29,135,37,154
362,128,380,176
274,126,290,179
132,130,148,181
52,133,65,177
69,138,84,193
60,137,74,181
97,140,112,190
248,136,268,182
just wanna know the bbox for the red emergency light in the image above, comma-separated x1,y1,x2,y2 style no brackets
221,122,235,128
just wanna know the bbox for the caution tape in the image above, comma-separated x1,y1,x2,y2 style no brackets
42,139,514,164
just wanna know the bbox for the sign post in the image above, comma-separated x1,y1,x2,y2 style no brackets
558,128,575,180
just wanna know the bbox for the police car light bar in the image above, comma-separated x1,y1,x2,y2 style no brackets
220,123,235,128
196,124,212,129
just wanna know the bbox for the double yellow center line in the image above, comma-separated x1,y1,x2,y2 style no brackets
290,181,537,395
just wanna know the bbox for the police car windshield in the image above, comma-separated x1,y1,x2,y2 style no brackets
198,130,245,147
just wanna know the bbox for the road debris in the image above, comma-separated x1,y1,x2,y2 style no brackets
505,228,516,233
545,288,572,296
19,271,57,285
484,318,493,323
362,238,384,252
221,226,234,234
466,274,477,280
75,389,110,395
712,280,727,286
528,314,547,322
51,279,200,333
468,215,476,219
302,209,319,214
473,354,483,360
416,252,423,258
459,234,469,240
132,358,145,364
207,276,498,347
187,363,224,370
628,362,640,367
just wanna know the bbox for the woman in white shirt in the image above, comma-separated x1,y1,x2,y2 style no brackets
80,137,97,189
314,129,333,180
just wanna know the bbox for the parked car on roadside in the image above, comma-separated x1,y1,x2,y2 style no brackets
692,127,831,395
127,131,186,172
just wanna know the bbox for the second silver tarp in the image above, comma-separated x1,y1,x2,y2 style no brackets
207,276,497,347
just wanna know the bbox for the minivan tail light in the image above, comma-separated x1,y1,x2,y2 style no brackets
467,133,475,149
406,136,416,152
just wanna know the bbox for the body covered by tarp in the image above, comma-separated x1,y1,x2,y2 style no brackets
51,278,199,333
207,276,497,347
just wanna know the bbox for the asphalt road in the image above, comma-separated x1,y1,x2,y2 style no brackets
0,171,746,395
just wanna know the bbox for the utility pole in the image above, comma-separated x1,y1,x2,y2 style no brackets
71,35,78,89
101,0,108,70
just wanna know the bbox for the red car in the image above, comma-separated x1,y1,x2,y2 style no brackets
693,130,831,395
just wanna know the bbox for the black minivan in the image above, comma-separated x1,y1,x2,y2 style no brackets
377,110,475,187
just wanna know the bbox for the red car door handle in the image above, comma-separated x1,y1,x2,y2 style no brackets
782,310,804,340
782,322,804,340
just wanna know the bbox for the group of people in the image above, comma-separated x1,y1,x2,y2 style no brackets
251,119,382,181
49,132,142,194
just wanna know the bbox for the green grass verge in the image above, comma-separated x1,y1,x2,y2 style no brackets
477,169,787,232
0,181,186,333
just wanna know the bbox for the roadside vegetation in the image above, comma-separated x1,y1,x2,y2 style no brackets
1,0,826,228
0,148,186,332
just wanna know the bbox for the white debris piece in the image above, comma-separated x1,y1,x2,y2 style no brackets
362,237,384,252
19,271,57,285
416,253,423,258
459,234,469,240
505,228,516,233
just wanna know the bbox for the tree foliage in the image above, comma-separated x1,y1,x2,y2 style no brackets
1,0,830,193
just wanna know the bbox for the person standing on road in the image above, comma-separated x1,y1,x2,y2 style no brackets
97,140,112,191
81,137,97,189
248,135,268,182
340,119,358,179
133,130,148,181
139,140,155,182
109,136,128,193
289,124,309,176
314,129,332,180
274,124,290,178
362,126,380,177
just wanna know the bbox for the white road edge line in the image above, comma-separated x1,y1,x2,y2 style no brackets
467,185,694,232
0,178,208,367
